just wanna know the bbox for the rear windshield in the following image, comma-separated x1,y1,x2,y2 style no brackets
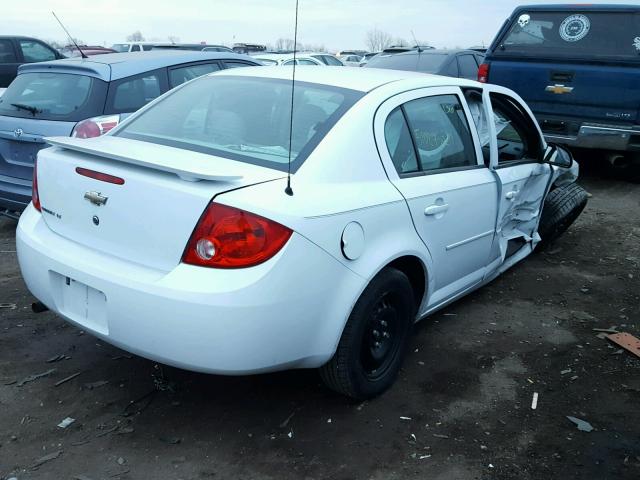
0,72,107,121
497,10,640,60
366,53,449,73
116,75,363,172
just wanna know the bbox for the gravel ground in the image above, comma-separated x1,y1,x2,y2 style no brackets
0,161,639,480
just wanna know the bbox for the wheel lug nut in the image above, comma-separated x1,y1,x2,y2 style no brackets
381,320,388,327
374,341,380,348
383,332,390,338
373,330,380,337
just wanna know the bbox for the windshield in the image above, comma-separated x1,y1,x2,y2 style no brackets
366,53,449,73
497,10,640,60
116,75,363,172
111,44,130,53
0,72,107,121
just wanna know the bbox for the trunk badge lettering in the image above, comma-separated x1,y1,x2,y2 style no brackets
545,84,574,95
84,191,108,206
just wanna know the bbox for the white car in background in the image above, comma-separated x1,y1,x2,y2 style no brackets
254,53,343,66
339,54,363,67
17,67,586,399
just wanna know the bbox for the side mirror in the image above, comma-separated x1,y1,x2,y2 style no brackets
544,143,573,168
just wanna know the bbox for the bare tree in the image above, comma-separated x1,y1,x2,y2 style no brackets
126,31,145,42
392,37,409,47
365,28,393,52
303,43,326,52
167,35,180,44
275,38,296,51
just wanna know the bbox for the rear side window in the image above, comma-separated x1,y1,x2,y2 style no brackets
402,95,477,173
321,55,343,66
497,10,640,60
131,45,141,52
19,40,57,62
109,72,162,113
384,107,419,174
223,61,253,69
116,76,362,172
169,63,221,88
0,40,17,63
457,55,479,79
0,72,107,121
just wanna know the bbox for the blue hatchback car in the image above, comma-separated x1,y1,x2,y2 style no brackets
0,50,259,218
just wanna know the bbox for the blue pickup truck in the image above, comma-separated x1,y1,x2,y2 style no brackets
480,4,640,167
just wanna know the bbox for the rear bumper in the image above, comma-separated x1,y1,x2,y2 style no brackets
0,173,30,213
544,123,640,152
16,205,365,374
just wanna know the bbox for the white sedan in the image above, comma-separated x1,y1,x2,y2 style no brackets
17,67,586,399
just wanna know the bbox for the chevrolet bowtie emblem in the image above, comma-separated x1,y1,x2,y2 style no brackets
545,84,574,94
84,191,108,206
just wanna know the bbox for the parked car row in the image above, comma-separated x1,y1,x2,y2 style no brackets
0,50,259,217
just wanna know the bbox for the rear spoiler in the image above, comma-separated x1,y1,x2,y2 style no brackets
45,136,244,182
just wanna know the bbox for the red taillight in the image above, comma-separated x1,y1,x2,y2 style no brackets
477,63,490,83
182,203,293,269
76,167,125,185
32,158,41,212
72,114,121,139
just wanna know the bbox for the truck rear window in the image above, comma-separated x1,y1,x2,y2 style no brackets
0,72,107,121
496,11,640,61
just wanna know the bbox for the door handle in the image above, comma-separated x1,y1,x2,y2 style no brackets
505,191,518,200
424,204,449,216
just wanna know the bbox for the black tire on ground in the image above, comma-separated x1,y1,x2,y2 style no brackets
319,268,416,400
537,182,589,249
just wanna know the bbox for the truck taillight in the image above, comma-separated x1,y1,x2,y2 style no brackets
32,158,41,212
72,114,121,139
182,203,293,269
478,63,490,83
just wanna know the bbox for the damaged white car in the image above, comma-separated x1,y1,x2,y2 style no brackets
16,67,587,399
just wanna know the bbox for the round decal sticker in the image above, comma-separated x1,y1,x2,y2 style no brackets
559,14,591,42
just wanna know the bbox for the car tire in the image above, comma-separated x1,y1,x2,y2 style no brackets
537,183,588,249
319,268,416,400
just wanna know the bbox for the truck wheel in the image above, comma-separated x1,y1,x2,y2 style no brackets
319,268,415,400
538,183,588,249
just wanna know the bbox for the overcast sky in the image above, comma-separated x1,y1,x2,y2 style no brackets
0,0,628,51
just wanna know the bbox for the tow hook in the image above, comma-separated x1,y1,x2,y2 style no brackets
32,301,49,313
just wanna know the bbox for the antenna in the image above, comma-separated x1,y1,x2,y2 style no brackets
284,0,300,197
411,30,423,53
52,11,88,59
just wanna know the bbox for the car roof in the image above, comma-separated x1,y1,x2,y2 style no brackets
17,50,257,81
213,65,474,92
516,3,640,11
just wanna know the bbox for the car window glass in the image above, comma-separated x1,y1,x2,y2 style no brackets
298,59,318,65
283,60,295,66
116,76,362,172
113,74,161,112
384,107,419,174
322,55,343,66
491,107,527,163
0,40,17,63
169,63,221,88
403,95,477,172
457,55,478,79
131,44,141,52
19,40,56,62
142,45,153,51
465,90,491,165
223,61,252,69
367,53,448,73
444,59,459,77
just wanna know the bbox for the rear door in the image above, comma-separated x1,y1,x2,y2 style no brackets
0,39,20,88
375,86,498,307
105,69,168,115
487,9,640,132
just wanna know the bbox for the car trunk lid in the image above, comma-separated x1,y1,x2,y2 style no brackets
37,136,284,271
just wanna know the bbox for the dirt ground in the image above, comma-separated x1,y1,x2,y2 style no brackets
0,158,639,480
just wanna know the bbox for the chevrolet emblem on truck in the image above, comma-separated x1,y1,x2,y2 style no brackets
84,191,108,206
545,84,574,94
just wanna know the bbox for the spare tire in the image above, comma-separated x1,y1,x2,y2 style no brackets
537,183,588,249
